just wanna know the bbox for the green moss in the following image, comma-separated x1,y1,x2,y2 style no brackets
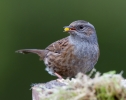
34,71,126,100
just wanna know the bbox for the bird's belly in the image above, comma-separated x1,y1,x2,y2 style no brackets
44,51,96,78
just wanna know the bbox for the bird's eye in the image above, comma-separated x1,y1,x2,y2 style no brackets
78,25,84,30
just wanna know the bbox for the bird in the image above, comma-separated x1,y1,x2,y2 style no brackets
16,20,99,79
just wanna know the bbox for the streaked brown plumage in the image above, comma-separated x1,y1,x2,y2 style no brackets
16,20,99,78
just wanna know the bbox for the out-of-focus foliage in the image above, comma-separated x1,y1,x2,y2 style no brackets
1,0,126,100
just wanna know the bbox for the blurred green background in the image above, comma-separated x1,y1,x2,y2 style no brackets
1,0,126,100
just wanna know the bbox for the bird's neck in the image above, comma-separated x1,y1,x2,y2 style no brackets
68,36,99,58
68,35,97,45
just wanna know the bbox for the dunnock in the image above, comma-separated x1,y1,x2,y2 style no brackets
16,20,99,78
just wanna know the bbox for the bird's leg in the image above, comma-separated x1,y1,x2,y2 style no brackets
54,72,63,79
54,72,68,84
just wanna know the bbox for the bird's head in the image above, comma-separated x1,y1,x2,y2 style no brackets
64,20,98,43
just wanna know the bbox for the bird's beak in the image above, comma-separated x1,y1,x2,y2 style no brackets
63,26,75,32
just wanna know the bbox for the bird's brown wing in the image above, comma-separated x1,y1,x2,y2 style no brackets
45,37,69,54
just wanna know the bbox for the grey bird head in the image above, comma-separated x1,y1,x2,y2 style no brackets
64,20,98,44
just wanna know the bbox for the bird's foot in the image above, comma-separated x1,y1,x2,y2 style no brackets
54,72,68,85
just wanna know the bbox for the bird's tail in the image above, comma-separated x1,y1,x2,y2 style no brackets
15,49,48,60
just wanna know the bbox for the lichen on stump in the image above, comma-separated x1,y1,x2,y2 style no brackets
32,71,126,100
